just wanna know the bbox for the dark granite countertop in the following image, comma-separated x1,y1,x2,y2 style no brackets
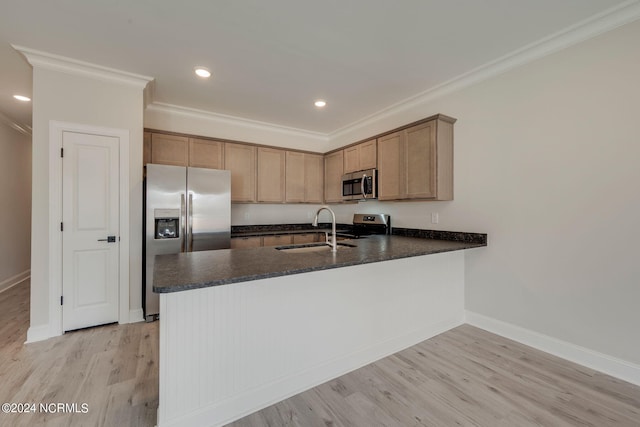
153,233,487,294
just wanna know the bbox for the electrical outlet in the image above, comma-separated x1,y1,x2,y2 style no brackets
431,212,439,224
244,212,250,221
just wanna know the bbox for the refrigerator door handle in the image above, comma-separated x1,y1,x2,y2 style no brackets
180,193,186,252
188,192,194,252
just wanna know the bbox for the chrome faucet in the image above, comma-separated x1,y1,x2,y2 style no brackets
312,206,337,253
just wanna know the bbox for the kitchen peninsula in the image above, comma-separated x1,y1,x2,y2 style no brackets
154,229,486,427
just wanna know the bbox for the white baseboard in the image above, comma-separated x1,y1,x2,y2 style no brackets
26,308,145,344
25,324,56,344
128,308,144,323
465,311,640,387
0,270,30,293
27,308,147,343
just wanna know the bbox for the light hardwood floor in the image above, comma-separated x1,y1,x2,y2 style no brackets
230,329,640,426
2,280,639,427
0,280,158,426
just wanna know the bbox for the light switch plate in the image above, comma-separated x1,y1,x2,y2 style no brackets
431,212,439,224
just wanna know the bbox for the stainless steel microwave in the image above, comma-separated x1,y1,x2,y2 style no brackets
342,168,377,200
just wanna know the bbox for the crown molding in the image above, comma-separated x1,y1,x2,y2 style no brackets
143,79,156,109
147,102,328,143
12,45,154,89
0,111,32,136
329,0,640,141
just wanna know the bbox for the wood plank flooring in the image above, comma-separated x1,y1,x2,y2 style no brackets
230,327,640,426
2,279,639,426
0,280,158,426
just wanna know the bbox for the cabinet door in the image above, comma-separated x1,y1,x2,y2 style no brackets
285,151,305,203
293,233,317,244
359,139,377,170
151,134,188,166
230,236,262,249
324,150,344,203
343,145,360,173
225,143,256,202
434,119,454,201
405,122,436,199
189,138,224,169
257,147,286,203
304,154,324,203
344,139,376,173
262,234,292,247
143,132,152,166
377,132,403,200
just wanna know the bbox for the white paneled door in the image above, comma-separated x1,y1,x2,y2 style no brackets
62,131,120,332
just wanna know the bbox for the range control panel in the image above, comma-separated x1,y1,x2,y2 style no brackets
352,213,390,226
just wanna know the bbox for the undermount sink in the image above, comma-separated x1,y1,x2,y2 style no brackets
276,242,357,254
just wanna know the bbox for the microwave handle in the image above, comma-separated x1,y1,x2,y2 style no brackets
361,174,368,199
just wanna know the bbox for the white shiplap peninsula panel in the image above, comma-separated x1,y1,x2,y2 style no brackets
157,251,465,427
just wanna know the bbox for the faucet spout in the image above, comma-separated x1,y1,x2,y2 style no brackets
312,206,337,253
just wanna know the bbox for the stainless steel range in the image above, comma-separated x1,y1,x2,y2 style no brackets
351,213,391,238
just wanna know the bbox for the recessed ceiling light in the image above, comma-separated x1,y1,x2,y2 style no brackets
13,95,31,102
194,67,211,78
314,100,327,108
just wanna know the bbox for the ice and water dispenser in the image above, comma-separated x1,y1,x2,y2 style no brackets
154,209,180,239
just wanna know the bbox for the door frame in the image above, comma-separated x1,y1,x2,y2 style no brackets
49,121,130,335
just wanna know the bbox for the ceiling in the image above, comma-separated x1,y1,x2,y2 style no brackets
0,0,635,134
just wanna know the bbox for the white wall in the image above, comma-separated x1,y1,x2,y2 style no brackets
30,67,145,336
339,21,640,365
0,121,31,290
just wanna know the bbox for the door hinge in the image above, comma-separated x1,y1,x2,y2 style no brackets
60,148,64,158
60,222,63,232
60,296,63,305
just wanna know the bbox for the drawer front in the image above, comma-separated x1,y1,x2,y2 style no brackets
262,235,293,247
293,233,318,244
230,236,262,249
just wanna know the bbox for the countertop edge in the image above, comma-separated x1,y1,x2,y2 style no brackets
153,241,485,293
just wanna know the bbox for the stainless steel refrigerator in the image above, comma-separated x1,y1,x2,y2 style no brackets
144,164,231,320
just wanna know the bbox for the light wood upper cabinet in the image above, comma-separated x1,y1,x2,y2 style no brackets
257,147,286,203
377,131,403,200
189,138,224,169
377,117,453,201
343,145,360,174
145,133,224,169
285,152,324,203
225,142,257,202
151,134,188,166
144,113,453,205
304,153,324,203
324,150,344,203
285,151,305,203
343,139,377,173
405,122,436,199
